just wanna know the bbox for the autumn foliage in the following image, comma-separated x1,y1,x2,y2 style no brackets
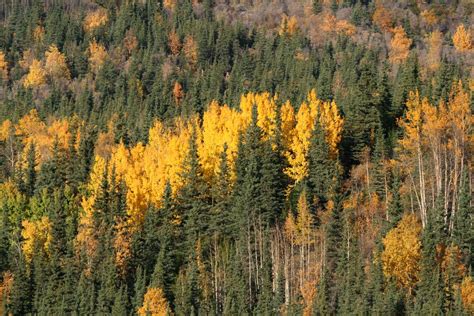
381,214,421,291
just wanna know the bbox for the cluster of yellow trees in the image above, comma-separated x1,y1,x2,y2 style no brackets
76,90,343,230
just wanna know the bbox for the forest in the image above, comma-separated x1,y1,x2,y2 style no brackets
0,0,472,315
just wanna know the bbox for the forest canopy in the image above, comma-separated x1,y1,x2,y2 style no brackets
0,0,472,315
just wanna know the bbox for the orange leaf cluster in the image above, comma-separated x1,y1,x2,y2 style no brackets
138,287,170,316
83,8,108,32
0,51,8,81
168,31,181,56
453,24,472,52
389,26,412,64
372,5,392,32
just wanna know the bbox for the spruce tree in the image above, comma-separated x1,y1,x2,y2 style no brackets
24,142,37,197
308,116,338,210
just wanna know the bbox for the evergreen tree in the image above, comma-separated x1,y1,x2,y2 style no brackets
24,142,37,197
452,170,473,269
308,116,338,210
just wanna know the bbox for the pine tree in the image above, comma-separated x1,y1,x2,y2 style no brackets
452,170,473,269
308,117,338,210
387,172,403,228
177,126,211,253
415,197,446,313
36,137,65,194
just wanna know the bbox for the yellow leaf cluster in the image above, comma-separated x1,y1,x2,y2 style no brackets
163,0,177,12
279,15,298,36
88,40,108,73
83,8,108,32
33,25,45,43
114,218,132,276
389,26,412,64
23,59,47,88
295,191,314,246
461,276,474,314
138,287,170,316
0,51,8,81
335,20,356,36
143,118,195,206
112,143,150,226
425,30,443,72
45,45,70,81
420,9,438,27
453,24,472,52
372,5,392,32
398,82,472,159
199,100,243,179
381,214,421,291
15,109,71,164
284,90,343,182
239,92,278,140
21,216,52,262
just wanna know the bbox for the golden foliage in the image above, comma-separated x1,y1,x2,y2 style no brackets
0,120,13,142
112,143,150,227
143,118,195,206
452,24,472,52
138,287,170,316
33,25,45,43
335,20,356,36
389,26,412,64
321,13,337,34
199,100,243,179
21,216,52,262
183,35,198,67
88,40,108,73
75,156,104,271
83,8,108,32
0,51,8,81
15,109,70,163
461,276,474,314
372,5,392,32
279,15,298,36
19,49,35,70
285,90,343,182
95,120,116,158
24,59,47,88
420,9,438,27
163,0,177,11
0,271,13,315
45,45,70,81
425,30,443,72
114,218,132,276
168,31,181,56
381,214,421,291
437,244,466,279
172,81,184,105
239,92,278,141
